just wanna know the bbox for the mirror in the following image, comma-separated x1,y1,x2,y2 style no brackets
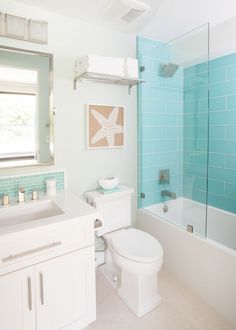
0,46,54,168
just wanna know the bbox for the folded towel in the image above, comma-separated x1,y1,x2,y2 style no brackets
125,57,139,79
78,55,125,77
96,186,120,194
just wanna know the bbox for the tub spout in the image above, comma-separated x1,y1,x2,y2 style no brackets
161,190,176,199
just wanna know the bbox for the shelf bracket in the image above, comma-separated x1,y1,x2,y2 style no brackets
128,85,132,95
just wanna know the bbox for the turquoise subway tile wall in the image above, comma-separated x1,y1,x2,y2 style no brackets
184,52,236,213
137,36,183,207
0,171,65,200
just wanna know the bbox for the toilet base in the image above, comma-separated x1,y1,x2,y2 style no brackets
118,269,162,317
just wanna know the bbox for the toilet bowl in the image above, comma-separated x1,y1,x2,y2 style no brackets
103,228,163,317
85,186,164,317
109,228,163,275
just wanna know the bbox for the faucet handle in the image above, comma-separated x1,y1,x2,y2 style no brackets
18,186,25,203
32,190,38,200
2,194,10,206
159,169,170,184
19,186,25,193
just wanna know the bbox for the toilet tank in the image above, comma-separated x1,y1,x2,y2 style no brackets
85,186,134,236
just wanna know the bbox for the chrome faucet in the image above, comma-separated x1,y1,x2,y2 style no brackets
161,190,176,199
18,186,25,203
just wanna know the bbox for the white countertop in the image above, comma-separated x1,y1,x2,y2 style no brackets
0,190,98,236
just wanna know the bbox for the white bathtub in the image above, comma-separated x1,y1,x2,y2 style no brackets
144,197,236,250
136,200,236,326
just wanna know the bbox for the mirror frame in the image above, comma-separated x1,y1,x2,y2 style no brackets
0,45,54,169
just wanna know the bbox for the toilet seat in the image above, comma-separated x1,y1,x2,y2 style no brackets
110,228,163,263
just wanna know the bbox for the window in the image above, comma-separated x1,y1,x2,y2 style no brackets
0,66,37,161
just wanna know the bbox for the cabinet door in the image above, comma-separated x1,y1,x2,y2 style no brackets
0,267,36,330
35,247,96,330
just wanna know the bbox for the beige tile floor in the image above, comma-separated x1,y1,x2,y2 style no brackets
87,269,236,330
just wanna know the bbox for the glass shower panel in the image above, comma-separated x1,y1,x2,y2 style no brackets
207,44,236,250
138,24,209,237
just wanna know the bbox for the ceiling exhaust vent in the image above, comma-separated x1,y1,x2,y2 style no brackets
103,0,150,23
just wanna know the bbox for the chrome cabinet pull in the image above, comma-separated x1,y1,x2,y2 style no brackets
2,241,62,263
39,272,44,305
27,277,32,311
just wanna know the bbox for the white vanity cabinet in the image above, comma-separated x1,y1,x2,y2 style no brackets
0,266,36,330
35,247,95,330
0,192,98,330
0,247,95,330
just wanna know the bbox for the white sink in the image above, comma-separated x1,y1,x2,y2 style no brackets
0,199,64,229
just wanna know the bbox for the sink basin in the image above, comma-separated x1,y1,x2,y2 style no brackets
0,199,64,229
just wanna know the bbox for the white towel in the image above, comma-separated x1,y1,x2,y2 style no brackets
125,57,139,79
77,55,125,77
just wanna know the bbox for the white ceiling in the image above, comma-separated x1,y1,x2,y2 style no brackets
12,0,236,41
12,0,165,34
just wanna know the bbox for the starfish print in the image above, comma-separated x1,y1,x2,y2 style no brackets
91,107,123,147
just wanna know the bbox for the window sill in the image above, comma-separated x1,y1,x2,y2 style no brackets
0,159,38,169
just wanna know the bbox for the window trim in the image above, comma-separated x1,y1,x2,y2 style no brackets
0,45,54,169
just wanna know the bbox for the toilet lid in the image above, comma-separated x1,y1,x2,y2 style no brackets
110,228,163,263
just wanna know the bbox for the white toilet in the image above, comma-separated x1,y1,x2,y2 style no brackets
85,186,163,317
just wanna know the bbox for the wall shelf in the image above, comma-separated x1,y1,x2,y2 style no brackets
73,71,145,94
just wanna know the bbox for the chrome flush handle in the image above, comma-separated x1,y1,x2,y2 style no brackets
94,219,103,229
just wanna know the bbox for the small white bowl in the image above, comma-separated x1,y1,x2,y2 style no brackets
98,177,119,190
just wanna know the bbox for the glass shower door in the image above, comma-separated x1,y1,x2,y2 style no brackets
138,24,209,237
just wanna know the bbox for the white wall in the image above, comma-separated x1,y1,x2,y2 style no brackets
0,0,138,219
172,16,236,68
210,16,236,59
171,26,209,67
141,0,236,42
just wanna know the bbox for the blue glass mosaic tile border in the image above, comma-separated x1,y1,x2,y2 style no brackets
0,171,65,199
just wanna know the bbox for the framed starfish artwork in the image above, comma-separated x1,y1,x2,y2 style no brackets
87,104,125,149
